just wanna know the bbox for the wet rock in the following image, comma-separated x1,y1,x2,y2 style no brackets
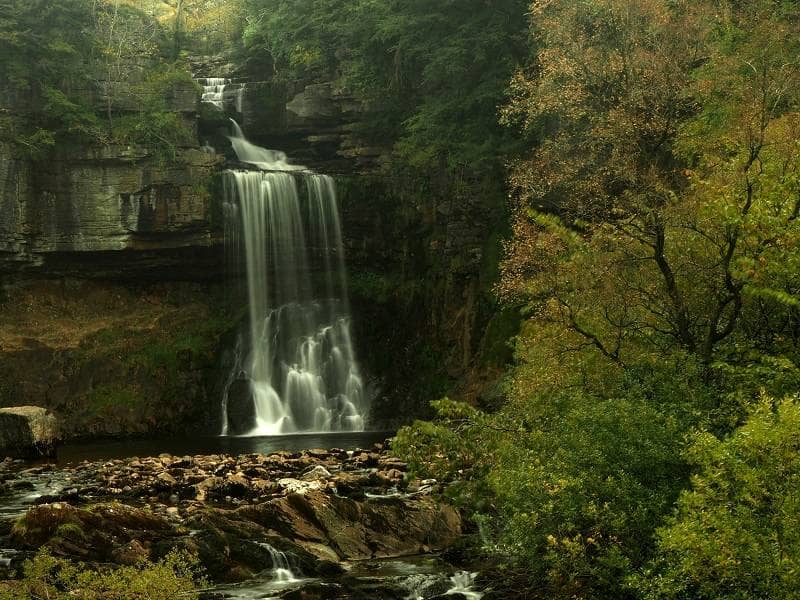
301,465,332,481
0,406,60,458
225,379,256,435
111,539,149,565
2,446,464,588
330,471,370,498
10,480,35,491
11,502,176,562
157,472,177,486
279,478,324,495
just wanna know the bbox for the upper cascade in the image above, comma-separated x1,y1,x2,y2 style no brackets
228,119,304,171
199,77,228,109
197,77,244,113
222,120,367,436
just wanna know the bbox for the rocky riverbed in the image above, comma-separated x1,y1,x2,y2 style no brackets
0,443,483,599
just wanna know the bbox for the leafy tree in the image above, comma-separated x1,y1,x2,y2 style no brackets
0,0,197,159
0,0,101,155
399,1,800,598
498,0,800,401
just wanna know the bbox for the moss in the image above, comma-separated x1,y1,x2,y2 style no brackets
55,523,87,543
479,307,523,368
12,504,83,546
89,385,141,412
348,271,397,304
206,172,226,231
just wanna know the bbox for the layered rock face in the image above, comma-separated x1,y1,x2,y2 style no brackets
0,79,223,279
0,74,233,438
0,144,222,278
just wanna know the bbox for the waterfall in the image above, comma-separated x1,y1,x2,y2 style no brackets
223,120,366,435
198,77,245,113
200,77,228,109
256,543,299,584
445,572,483,599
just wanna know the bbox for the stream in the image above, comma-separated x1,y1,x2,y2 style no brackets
0,432,485,599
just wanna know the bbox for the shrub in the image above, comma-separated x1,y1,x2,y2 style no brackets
0,548,203,600
395,390,691,598
635,397,800,600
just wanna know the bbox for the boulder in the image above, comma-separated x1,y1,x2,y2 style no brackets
0,406,60,458
225,379,256,435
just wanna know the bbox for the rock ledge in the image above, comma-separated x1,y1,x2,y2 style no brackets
0,406,60,458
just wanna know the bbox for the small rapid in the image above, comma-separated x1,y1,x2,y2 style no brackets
256,543,300,584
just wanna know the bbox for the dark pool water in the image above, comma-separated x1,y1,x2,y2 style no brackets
55,430,394,465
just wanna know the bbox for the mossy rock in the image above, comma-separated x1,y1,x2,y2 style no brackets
11,503,178,562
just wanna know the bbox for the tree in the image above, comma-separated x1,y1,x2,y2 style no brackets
0,0,101,155
241,0,529,173
499,0,800,399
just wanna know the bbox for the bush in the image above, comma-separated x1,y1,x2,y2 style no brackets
635,397,800,600
0,548,203,600
395,390,691,599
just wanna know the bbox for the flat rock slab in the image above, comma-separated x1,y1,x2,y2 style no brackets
0,406,60,458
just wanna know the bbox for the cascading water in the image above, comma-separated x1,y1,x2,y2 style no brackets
256,543,299,584
223,119,367,436
198,77,244,113
199,77,228,109
445,572,483,599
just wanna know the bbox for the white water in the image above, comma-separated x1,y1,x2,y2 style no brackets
228,119,303,171
198,78,245,113
213,542,305,598
224,120,367,435
199,77,228,109
257,542,299,584
445,571,483,599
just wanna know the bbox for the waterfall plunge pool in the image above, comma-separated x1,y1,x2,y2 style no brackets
52,430,393,466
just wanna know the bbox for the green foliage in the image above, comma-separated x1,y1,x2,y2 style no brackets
491,394,687,597
396,386,691,598
88,384,140,412
395,398,490,482
636,397,800,600
110,67,199,159
499,0,800,408
241,0,529,172
348,271,398,304
397,1,800,597
0,548,203,600
0,0,99,155
1,0,196,159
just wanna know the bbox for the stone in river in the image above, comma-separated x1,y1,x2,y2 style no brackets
0,406,60,458
225,379,257,435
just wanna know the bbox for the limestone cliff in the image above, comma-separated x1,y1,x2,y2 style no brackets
0,141,223,279
0,52,510,438
0,70,231,438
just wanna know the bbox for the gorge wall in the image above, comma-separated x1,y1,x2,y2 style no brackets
0,52,512,438
221,52,513,424
0,79,221,279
